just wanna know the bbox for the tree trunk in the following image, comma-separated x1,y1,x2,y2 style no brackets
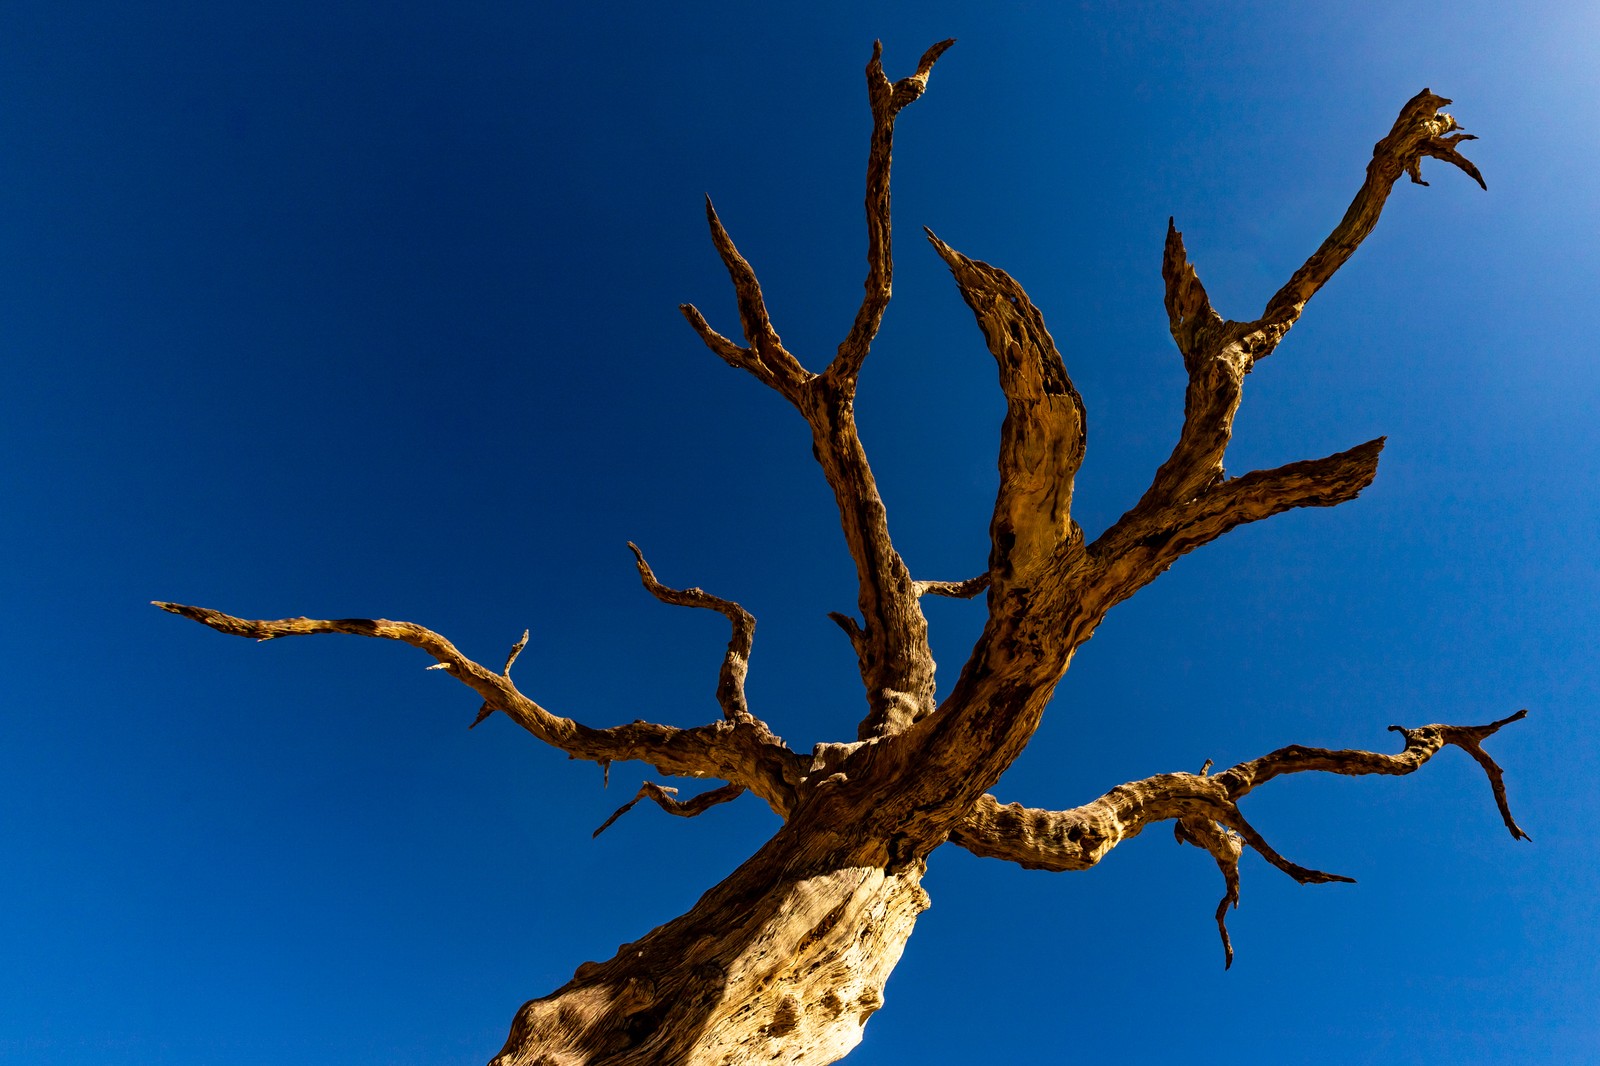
490,807,929,1066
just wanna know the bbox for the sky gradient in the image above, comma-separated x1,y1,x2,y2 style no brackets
3,2,1597,1063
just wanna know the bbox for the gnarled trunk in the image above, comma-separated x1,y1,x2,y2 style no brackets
491,812,928,1066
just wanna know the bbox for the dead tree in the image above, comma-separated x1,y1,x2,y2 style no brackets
158,41,1525,1066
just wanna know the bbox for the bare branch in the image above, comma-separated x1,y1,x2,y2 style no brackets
1105,91,1484,562
154,602,804,816
1218,708,1531,840
1173,815,1243,968
949,712,1527,964
828,38,955,388
927,232,1086,587
827,610,867,653
782,379,938,741
1161,218,1225,361
1256,89,1485,344
913,574,989,600
680,46,956,742
679,302,769,384
1220,804,1356,887
1125,221,1249,511
503,629,529,675
627,541,757,724
592,781,745,838
683,198,812,401
1088,438,1385,611
1435,711,1531,840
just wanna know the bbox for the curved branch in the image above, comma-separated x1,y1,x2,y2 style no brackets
800,381,937,741
592,781,746,838
627,542,758,724
1256,89,1484,343
1134,222,1249,510
1161,218,1225,362
949,712,1527,964
678,303,769,386
926,232,1086,588
154,602,804,817
1111,91,1483,541
1217,708,1530,839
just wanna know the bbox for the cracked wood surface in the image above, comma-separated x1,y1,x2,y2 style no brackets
160,48,1519,1066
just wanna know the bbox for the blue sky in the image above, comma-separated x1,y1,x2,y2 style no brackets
3,1,1596,1062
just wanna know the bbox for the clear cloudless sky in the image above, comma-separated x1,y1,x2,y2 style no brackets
3,2,1596,1063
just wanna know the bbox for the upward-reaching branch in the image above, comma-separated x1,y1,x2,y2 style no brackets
1254,89,1484,344
680,199,814,403
867,91,1485,841
828,38,955,389
1085,89,1484,613
927,233,1086,589
680,43,958,742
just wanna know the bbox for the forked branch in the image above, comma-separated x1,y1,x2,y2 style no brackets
828,37,955,388
949,711,1527,966
1080,90,1482,625
680,43,957,743
627,542,758,725
681,199,813,402
1087,437,1385,612
154,602,803,816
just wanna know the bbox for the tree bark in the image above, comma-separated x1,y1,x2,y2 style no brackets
159,45,1520,1066
490,803,929,1066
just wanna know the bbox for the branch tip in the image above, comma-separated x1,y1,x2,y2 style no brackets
828,611,864,638
503,629,529,676
915,38,956,76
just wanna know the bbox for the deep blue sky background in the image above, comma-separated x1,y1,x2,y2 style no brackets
3,2,1596,1063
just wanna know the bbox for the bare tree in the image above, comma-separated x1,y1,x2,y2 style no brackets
158,41,1525,1066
